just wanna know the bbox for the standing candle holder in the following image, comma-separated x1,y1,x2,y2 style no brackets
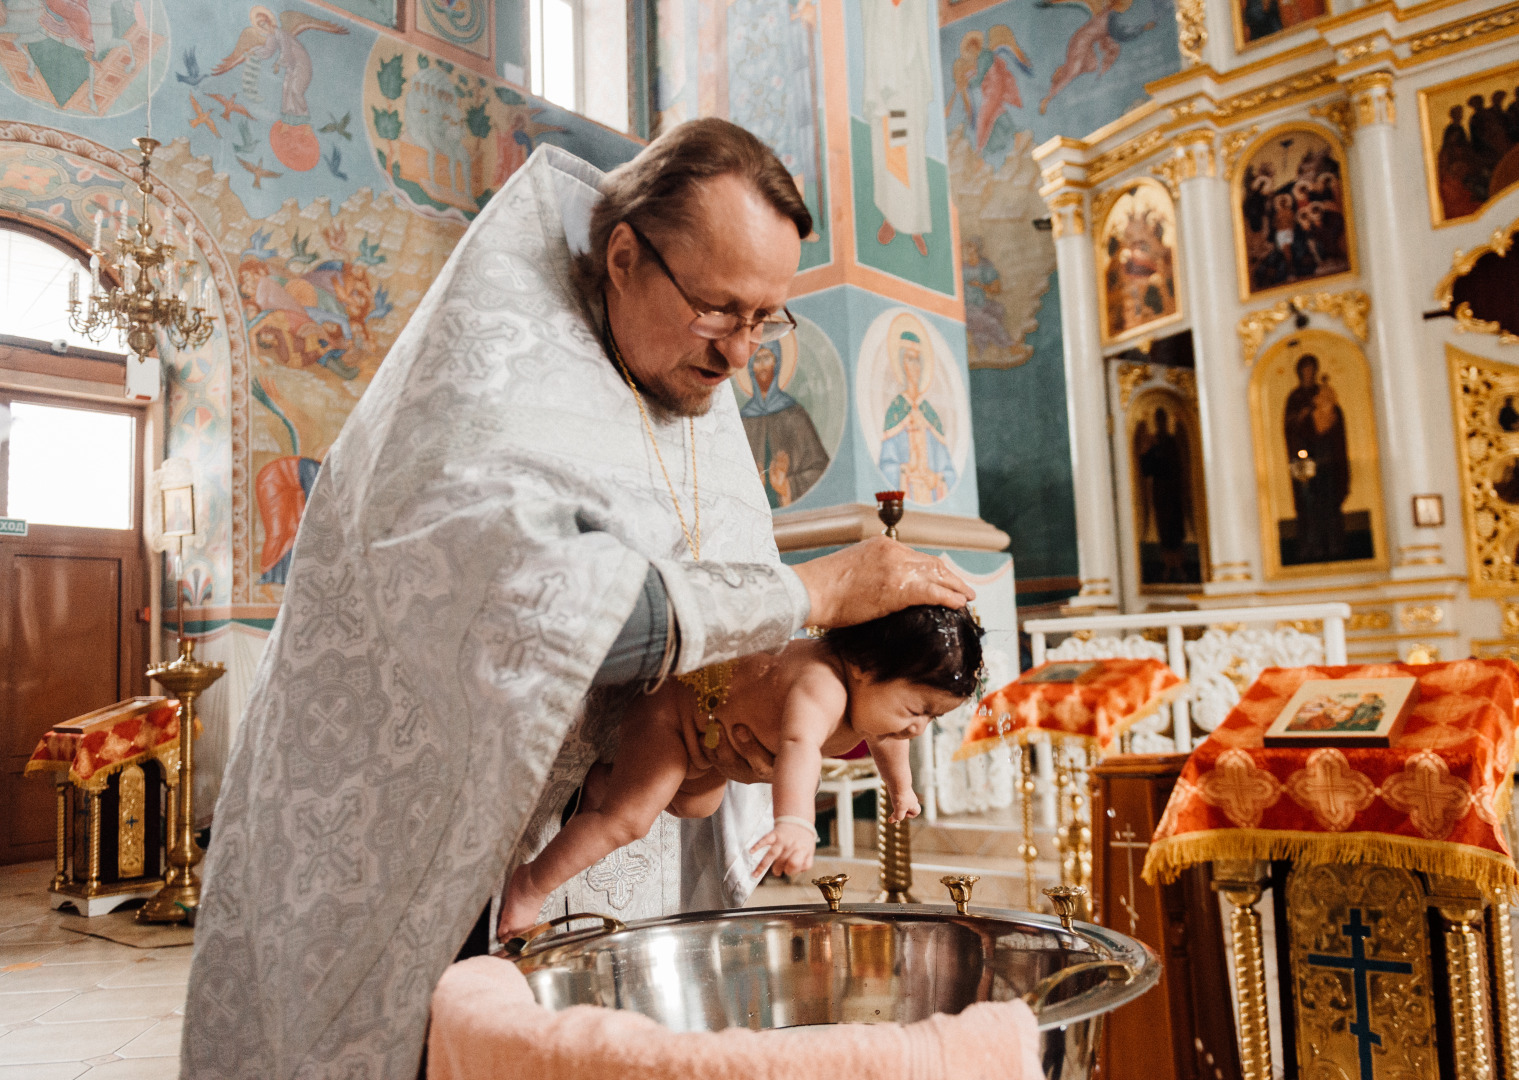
873,491,916,903
137,638,222,924
138,480,222,924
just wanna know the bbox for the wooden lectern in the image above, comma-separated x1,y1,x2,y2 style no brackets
1092,754,1241,1080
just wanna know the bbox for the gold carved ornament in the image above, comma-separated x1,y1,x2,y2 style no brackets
1502,600,1519,638
1116,362,1153,408
1400,604,1445,631
1221,125,1260,177
1174,0,1206,66
1409,1,1519,56
1307,99,1355,146
1349,72,1396,129
1215,68,1337,121
1348,608,1393,632
1434,217,1519,347
1446,344,1519,597
1237,290,1372,366
1049,191,1086,239
1164,366,1196,398
1088,128,1169,186
1285,864,1440,1080
1151,155,1185,200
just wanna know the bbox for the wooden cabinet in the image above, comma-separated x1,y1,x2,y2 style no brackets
1093,754,1241,1080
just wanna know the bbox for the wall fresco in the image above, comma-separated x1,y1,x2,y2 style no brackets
940,0,1181,598
655,0,832,272
0,0,641,620
0,0,170,117
416,0,489,57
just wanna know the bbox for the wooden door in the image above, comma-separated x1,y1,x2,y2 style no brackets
0,391,147,865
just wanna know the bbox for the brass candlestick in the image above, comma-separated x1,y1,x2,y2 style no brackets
873,491,915,903
138,636,223,924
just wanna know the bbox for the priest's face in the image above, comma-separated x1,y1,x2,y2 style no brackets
605,174,801,416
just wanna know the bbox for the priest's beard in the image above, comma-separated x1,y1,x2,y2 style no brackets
640,344,729,420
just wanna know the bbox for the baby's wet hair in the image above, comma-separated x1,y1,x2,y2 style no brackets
826,605,984,698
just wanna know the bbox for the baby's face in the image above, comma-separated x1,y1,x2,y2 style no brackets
849,677,967,740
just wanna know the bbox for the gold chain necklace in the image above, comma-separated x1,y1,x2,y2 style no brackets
605,323,701,560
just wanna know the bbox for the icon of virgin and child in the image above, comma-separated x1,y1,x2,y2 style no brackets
878,313,958,505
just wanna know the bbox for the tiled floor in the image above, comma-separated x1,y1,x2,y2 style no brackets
0,859,843,1080
0,863,189,1080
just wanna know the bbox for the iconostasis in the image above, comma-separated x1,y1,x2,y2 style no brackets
1034,0,1519,661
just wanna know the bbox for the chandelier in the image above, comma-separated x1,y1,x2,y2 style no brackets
68,136,214,356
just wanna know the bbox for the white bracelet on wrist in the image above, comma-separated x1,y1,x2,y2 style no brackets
773,815,819,840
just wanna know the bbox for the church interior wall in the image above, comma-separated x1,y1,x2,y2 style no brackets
937,0,1185,610
1029,0,1519,663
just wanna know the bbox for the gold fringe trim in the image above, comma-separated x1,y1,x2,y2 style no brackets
954,679,1188,762
1143,828,1519,899
20,721,198,793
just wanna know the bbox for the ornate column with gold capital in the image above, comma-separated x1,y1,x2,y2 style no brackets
1171,129,1261,590
1044,175,1121,609
1345,70,1449,574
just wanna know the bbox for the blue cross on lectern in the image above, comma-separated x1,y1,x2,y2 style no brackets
1307,909,1413,1080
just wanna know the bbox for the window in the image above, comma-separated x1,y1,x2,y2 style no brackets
529,0,629,133
0,227,126,355
2,399,135,530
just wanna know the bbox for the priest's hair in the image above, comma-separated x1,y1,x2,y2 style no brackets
572,117,813,304
827,605,985,699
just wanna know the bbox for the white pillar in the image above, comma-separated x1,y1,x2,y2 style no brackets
1048,186,1121,609
1173,131,1261,590
1346,71,1446,574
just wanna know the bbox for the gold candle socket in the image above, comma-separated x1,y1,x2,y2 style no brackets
941,874,979,914
138,638,224,924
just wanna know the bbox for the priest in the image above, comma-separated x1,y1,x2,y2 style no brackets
182,118,973,1080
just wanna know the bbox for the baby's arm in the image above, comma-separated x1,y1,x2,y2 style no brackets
867,736,921,823
749,668,848,879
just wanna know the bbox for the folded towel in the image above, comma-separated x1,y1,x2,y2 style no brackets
428,956,1043,1080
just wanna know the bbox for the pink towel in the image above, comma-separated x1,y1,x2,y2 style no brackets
428,956,1044,1080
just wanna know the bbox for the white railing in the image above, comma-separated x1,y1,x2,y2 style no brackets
1025,603,1350,752
982,603,1353,827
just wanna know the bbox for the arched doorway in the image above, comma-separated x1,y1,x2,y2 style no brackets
1,220,149,865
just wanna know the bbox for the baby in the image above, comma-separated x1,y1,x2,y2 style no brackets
501,604,983,935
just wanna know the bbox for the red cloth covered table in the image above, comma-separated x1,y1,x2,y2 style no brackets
25,696,186,793
1142,661,1519,897
955,658,1185,760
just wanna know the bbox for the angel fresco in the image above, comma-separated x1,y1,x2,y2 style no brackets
948,26,1032,161
1035,0,1158,116
212,6,348,171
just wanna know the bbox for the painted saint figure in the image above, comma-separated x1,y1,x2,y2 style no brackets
1283,352,1350,563
879,316,957,504
861,0,934,256
1134,405,1190,582
739,342,831,508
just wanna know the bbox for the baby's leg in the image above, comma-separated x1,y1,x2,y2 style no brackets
501,689,693,936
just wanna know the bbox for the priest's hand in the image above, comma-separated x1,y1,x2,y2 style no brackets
792,536,975,628
679,712,776,782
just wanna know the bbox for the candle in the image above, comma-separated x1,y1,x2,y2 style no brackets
69,270,79,307
90,252,100,291
117,201,127,240
93,208,103,249
199,271,213,311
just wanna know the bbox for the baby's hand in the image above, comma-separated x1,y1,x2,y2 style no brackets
886,788,921,823
751,820,816,880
